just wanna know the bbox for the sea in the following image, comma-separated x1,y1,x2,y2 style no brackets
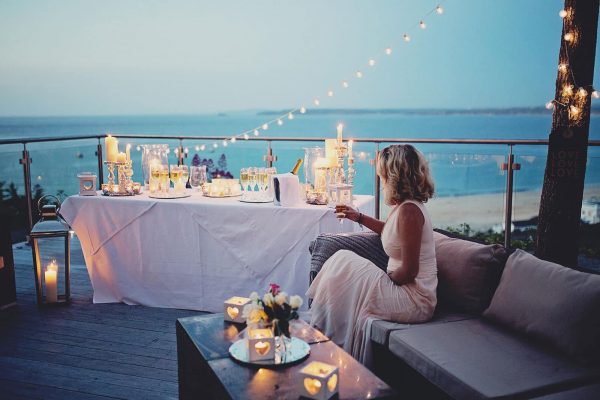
1,111,599,200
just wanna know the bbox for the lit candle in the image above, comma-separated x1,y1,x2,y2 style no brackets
105,135,118,162
336,123,343,144
116,152,127,163
45,261,58,303
348,140,354,159
126,144,131,162
325,139,337,163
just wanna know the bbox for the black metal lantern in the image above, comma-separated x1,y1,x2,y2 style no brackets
30,195,72,306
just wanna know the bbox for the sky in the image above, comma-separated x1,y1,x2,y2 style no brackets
0,0,598,116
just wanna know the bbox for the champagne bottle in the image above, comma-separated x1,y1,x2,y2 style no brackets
290,158,303,175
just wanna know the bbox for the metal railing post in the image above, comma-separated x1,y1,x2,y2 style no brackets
501,145,521,248
178,139,185,166
96,139,104,186
19,143,33,235
264,140,277,167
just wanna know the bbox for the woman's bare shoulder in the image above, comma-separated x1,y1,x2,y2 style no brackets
397,201,424,226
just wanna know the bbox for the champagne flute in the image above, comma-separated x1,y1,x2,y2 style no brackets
240,168,249,199
257,168,267,199
248,167,257,199
150,164,160,193
170,165,181,193
180,165,189,190
159,165,169,193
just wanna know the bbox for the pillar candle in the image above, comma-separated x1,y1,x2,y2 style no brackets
126,144,131,162
116,152,127,163
45,262,58,303
325,139,337,162
336,123,343,144
105,135,118,162
348,140,354,159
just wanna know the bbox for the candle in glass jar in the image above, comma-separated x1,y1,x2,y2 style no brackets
45,261,58,303
105,135,118,162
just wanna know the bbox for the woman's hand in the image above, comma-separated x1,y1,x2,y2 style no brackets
335,204,361,222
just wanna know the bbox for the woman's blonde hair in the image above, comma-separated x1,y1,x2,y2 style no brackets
376,144,435,205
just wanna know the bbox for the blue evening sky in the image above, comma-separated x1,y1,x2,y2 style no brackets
0,0,598,116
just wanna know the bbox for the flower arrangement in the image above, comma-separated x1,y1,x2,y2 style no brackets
242,283,303,338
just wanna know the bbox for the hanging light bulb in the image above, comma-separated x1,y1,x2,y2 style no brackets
385,47,392,55
327,89,334,97
277,118,283,125
569,105,581,119
184,147,189,154
342,80,349,88
231,137,237,143
559,9,568,18
403,33,411,42
288,112,294,120
436,5,444,14
356,70,363,78
222,140,228,147
174,148,179,154
314,98,320,106
300,106,307,114
419,20,427,29
136,145,141,151
577,88,588,98
562,84,574,98
262,123,269,130
545,101,555,110
592,90,600,99
254,129,260,136
195,145,200,151
558,63,568,73
564,32,575,43
200,144,206,151
368,58,376,66
244,133,250,140
213,143,218,149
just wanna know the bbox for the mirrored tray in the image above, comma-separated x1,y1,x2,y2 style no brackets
229,337,310,367
148,191,192,199
203,193,242,198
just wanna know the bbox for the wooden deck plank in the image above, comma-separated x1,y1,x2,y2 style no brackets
0,237,207,399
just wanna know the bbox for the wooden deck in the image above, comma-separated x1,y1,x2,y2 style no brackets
0,238,204,400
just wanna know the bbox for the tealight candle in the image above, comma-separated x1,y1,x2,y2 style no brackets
224,296,251,323
247,327,275,361
298,361,339,400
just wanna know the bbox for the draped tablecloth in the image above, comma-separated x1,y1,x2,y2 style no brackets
60,192,374,312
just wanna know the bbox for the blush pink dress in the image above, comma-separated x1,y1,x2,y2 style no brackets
306,200,437,364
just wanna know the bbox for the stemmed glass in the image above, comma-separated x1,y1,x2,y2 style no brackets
180,165,189,189
257,168,267,199
190,165,207,192
248,167,258,200
240,168,249,199
159,165,169,193
170,165,182,193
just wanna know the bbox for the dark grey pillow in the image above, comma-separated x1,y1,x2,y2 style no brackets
483,249,600,364
434,231,508,314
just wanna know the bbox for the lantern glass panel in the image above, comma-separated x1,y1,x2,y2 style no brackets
33,236,69,303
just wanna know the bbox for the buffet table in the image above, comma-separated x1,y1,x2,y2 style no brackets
60,191,374,312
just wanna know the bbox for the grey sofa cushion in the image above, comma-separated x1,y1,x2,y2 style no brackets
533,382,600,399
388,319,600,400
371,310,474,346
483,249,600,365
434,231,508,314
309,232,388,278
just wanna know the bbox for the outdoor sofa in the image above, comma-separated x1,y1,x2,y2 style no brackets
309,230,600,399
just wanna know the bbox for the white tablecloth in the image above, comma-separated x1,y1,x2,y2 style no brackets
61,191,374,312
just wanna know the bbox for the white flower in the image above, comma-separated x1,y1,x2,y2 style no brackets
262,293,275,307
275,292,287,306
290,295,303,309
249,291,259,301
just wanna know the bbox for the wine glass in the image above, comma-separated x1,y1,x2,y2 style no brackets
180,165,189,190
190,166,205,192
240,168,249,198
248,167,258,199
150,163,161,193
170,165,181,193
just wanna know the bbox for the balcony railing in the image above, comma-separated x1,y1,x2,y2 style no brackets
1,134,599,249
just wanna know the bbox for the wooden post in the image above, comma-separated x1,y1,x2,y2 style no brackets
536,0,599,266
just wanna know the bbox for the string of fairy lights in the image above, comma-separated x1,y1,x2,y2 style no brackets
164,2,448,156
545,7,599,122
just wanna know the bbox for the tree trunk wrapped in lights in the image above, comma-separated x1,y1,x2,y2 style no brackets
536,0,599,266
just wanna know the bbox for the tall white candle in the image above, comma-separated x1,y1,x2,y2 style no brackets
126,144,131,162
348,140,354,159
336,123,343,144
45,261,58,303
105,135,118,163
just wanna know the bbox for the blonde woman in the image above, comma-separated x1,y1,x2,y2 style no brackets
306,144,437,365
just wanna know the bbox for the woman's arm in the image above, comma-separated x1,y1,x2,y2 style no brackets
388,203,424,286
335,204,385,235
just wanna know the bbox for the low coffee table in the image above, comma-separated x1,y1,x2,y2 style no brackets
176,313,396,399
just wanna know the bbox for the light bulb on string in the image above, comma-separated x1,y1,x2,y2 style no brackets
356,70,363,78
136,145,141,151
368,58,376,67
254,129,260,136
559,9,568,19
300,106,307,114
327,89,334,97
419,20,426,29
288,112,294,120
342,80,349,88
545,101,555,110
222,140,228,147
195,145,200,151
436,5,444,14
200,144,206,151
231,137,237,143
403,33,411,42
213,143,218,149
262,123,269,130
314,98,320,106
174,148,179,155
277,119,283,126
385,47,392,55
564,32,575,43
244,133,250,140
593,90,600,99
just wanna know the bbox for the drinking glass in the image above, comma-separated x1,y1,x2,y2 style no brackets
170,165,182,193
248,167,258,199
190,165,206,192
180,165,189,189
257,168,267,198
240,168,249,198
150,163,161,193
159,165,170,193
266,167,277,199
